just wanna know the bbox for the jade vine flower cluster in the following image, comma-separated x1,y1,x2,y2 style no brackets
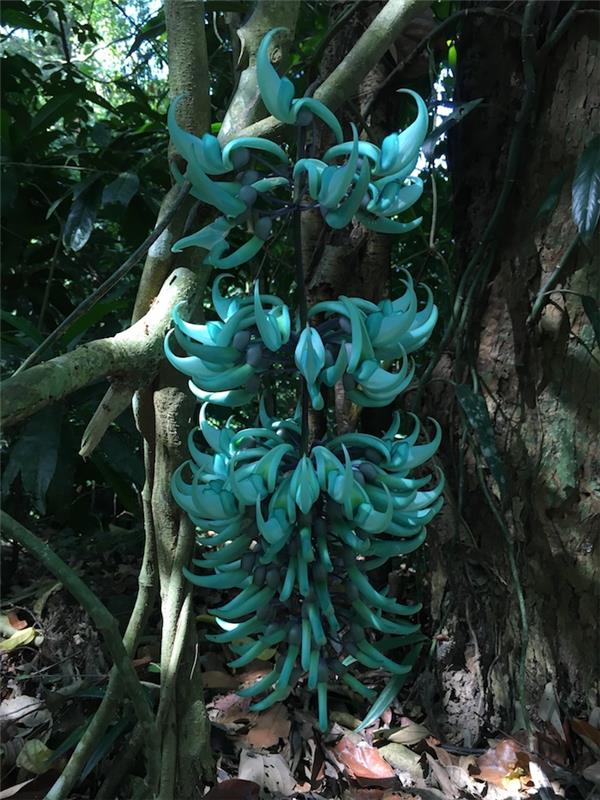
167,26,429,268
172,401,442,731
166,28,443,731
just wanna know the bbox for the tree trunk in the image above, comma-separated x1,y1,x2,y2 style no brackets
426,5,599,743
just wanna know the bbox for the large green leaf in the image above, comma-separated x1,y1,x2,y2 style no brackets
30,94,77,132
1,407,63,513
572,135,600,243
455,384,510,504
63,184,101,252
0,3,58,34
102,172,140,208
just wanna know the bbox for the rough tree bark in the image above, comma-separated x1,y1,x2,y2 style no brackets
425,5,599,743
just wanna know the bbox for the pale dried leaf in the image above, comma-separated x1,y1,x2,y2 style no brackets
0,627,37,651
32,581,62,616
0,778,36,799
582,761,600,787
571,718,600,756
238,750,296,795
202,670,239,689
16,739,53,774
245,704,290,749
387,723,430,746
426,753,459,798
378,743,423,780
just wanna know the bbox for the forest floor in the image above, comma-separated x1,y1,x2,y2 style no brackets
1,544,598,800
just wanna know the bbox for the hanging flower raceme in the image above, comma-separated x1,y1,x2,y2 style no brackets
298,270,438,409
172,401,443,731
164,276,291,407
165,29,429,270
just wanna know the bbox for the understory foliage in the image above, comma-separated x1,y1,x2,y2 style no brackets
165,28,444,731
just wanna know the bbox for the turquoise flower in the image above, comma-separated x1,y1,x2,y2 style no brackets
256,28,343,142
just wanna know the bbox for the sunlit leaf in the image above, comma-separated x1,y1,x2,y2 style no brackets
572,135,600,243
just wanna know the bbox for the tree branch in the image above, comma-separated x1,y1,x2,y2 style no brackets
1,268,200,428
218,0,300,141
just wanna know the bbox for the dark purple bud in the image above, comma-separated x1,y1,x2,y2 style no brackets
364,447,383,464
231,148,250,169
246,342,263,367
233,330,251,351
352,467,365,486
266,566,281,590
253,564,266,587
350,623,365,642
254,217,272,241
239,185,258,207
317,659,329,682
324,347,335,367
288,623,301,645
358,462,378,482
234,209,251,225
296,108,314,127
314,517,327,537
241,552,256,573
312,562,327,583
241,169,260,186
246,374,260,393
339,316,352,334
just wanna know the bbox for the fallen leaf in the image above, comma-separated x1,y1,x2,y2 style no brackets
238,750,296,795
7,612,28,630
476,739,527,788
385,722,430,746
0,627,38,652
244,703,290,749
16,740,53,775
32,581,62,616
426,752,459,798
379,743,423,780
0,696,51,734
202,670,239,689
0,778,36,799
204,778,260,799
333,734,396,786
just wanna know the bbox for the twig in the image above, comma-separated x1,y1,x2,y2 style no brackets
13,181,191,376
362,6,521,120
2,267,199,428
0,511,160,795
527,234,580,325
45,509,158,800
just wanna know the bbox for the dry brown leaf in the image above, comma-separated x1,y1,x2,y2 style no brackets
7,611,28,630
244,703,290,749
333,735,396,786
475,739,527,788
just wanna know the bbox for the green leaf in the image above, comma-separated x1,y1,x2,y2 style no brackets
422,98,483,161
572,135,600,243
63,185,101,252
0,5,58,34
455,384,510,504
30,94,76,132
0,309,43,344
102,172,140,208
127,9,165,56
581,295,600,349
1,407,63,513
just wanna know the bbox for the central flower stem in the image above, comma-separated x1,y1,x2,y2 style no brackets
294,125,309,455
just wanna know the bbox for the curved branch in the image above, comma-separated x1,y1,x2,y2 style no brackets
229,0,423,143
1,268,200,428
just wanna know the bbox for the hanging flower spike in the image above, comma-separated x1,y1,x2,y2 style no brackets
165,279,291,407
257,28,343,143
